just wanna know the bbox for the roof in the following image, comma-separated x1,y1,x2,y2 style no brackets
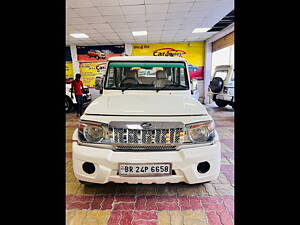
108,56,187,62
215,65,232,69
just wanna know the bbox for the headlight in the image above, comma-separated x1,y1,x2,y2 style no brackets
185,121,215,143
78,121,111,143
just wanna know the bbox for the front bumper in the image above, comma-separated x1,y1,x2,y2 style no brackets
208,92,233,102
72,130,221,184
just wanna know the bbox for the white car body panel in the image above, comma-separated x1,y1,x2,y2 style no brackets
84,90,207,116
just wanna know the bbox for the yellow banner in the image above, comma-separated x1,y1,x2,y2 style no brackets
66,62,73,79
132,42,205,80
79,62,107,87
132,42,205,66
81,76,96,88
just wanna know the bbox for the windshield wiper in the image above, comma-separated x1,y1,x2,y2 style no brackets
156,84,187,92
120,86,135,93
121,87,128,93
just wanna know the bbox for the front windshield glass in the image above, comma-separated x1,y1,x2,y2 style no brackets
105,62,189,90
214,71,228,80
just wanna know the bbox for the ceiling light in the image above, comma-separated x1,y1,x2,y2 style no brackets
70,33,89,38
192,28,210,33
132,31,147,36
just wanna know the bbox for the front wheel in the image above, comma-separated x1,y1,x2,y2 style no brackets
215,100,228,108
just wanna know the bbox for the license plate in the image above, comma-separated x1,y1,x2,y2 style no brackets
118,163,172,177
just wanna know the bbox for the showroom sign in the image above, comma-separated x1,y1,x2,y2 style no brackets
65,62,73,79
77,45,125,62
132,42,205,80
79,62,107,88
76,45,124,87
152,48,186,57
65,47,73,79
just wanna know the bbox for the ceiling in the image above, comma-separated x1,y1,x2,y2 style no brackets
66,0,234,46
208,10,234,32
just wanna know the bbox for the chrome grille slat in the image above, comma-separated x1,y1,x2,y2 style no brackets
170,129,174,144
155,129,161,143
161,129,167,144
110,122,184,151
112,128,183,145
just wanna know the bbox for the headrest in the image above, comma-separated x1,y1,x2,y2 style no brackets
157,70,167,79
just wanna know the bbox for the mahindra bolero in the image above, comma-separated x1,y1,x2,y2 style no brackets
72,56,221,184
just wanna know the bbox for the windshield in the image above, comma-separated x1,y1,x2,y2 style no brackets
105,62,189,90
214,70,228,80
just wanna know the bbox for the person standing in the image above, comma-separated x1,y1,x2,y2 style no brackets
71,73,85,117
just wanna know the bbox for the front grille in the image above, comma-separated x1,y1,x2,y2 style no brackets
113,128,184,145
115,145,177,151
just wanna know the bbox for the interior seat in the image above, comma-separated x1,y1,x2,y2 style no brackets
153,70,172,88
121,70,140,86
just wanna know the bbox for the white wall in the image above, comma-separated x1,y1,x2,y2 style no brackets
70,45,80,78
211,45,234,77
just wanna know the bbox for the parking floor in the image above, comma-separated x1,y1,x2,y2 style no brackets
66,104,234,225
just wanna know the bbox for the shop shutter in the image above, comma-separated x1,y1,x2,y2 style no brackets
212,32,234,52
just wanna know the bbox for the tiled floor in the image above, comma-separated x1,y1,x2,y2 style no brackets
66,103,234,225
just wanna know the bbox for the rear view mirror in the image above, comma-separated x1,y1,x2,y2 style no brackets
95,76,104,94
191,79,198,93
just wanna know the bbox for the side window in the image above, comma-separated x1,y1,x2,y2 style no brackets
107,68,115,87
179,68,185,86
214,71,227,80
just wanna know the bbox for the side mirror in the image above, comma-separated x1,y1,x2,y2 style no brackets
190,79,198,94
95,77,104,93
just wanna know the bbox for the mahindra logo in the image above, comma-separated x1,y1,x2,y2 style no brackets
141,122,152,129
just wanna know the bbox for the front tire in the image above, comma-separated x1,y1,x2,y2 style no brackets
215,100,228,108
79,180,95,186
65,96,73,113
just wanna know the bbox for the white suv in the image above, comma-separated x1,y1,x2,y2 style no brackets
72,56,221,185
208,65,234,109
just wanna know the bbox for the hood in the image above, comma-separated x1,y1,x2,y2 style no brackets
85,92,207,116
